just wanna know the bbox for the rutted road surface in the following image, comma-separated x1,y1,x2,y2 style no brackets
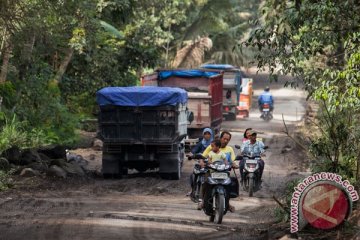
0,73,308,240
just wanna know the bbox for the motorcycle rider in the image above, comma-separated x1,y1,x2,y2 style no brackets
187,128,214,197
202,130,236,166
239,130,265,182
201,130,237,212
258,86,274,116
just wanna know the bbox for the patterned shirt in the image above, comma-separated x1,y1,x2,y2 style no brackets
241,140,265,156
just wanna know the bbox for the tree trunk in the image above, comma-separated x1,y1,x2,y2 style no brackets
54,48,74,83
356,144,360,191
0,26,8,58
22,34,36,62
0,43,13,83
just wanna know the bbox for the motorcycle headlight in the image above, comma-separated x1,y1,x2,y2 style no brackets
216,164,226,171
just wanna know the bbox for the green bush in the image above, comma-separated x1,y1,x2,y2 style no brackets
10,62,79,146
0,170,14,192
274,179,302,223
0,115,28,153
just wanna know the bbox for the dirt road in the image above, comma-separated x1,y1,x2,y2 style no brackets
0,72,308,240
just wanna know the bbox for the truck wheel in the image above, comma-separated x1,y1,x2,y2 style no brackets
159,150,182,180
121,167,128,175
169,158,181,180
229,113,237,121
103,173,122,179
102,153,122,179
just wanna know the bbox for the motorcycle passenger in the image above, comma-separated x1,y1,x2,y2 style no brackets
201,131,237,212
191,128,214,155
240,130,265,182
258,86,274,113
242,128,253,143
187,128,214,197
199,139,227,168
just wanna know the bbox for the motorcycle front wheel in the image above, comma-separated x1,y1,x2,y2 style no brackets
212,194,225,224
194,182,201,203
249,178,254,197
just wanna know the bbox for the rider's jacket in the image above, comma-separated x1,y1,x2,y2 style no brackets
258,91,274,106
241,140,265,156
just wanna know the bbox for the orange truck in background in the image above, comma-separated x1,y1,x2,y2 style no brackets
238,76,253,118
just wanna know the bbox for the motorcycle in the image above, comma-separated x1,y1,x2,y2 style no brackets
242,154,262,197
199,155,232,224
261,103,273,121
188,156,208,203
235,145,267,197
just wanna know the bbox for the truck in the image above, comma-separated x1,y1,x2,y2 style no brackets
200,64,242,120
141,69,223,150
96,86,189,180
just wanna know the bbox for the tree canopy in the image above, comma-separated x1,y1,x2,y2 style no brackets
247,0,360,182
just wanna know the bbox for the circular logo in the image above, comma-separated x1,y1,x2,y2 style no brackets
301,183,350,229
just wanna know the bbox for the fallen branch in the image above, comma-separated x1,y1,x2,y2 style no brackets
282,114,307,151
272,195,290,214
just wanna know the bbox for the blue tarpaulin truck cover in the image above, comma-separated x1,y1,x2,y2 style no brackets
200,64,236,70
158,69,219,80
96,86,188,107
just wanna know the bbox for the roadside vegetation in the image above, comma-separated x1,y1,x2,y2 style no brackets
0,0,261,149
0,0,359,237
247,0,360,187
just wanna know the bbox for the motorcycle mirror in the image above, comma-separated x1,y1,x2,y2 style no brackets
234,145,241,149
187,111,194,124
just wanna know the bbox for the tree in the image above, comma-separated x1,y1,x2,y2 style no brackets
247,0,360,182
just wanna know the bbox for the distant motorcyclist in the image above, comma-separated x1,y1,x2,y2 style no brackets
239,130,265,182
258,86,274,113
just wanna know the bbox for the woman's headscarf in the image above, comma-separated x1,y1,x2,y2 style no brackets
201,128,214,148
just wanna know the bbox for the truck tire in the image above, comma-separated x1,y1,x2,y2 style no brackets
229,113,237,121
169,158,181,180
159,150,182,180
102,152,123,179
135,167,148,173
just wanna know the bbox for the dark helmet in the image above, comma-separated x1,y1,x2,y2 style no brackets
264,86,270,92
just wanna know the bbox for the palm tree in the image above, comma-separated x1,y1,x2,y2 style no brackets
171,0,261,68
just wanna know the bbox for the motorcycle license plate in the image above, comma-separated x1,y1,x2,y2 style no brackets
246,160,258,164
211,172,228,179
263,108,269,111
